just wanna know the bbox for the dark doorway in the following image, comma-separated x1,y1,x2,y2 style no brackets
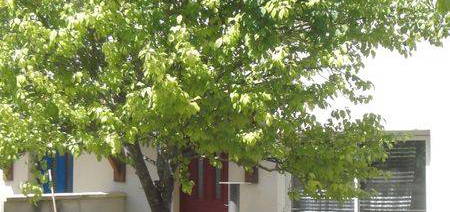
180,158,228,212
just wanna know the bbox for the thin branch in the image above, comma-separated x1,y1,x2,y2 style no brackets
258,164,280,172
143,155,157,165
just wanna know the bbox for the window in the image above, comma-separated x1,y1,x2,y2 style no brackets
360,141,426,212
42,153,74,193
108,157,126,182
292,140,427,212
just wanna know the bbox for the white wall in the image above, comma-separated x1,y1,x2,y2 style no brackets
73,147,164,212
0,147,180,212
2,136,431,212
73,154,148,212
229,161,287,212
1,149,286,212
0,154,30,212
4,192,126,212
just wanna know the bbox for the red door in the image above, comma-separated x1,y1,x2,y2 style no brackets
180,158,228,212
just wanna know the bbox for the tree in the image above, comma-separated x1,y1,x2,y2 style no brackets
0,0,448,211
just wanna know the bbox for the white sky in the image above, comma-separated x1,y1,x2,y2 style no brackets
353,38,450,211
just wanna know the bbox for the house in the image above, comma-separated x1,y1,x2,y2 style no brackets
0,130,430,212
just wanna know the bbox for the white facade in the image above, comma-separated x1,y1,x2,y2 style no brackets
0,147,290,212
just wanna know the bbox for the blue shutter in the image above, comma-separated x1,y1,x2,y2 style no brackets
42,153,73,193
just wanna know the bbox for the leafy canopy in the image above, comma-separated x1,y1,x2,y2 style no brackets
0,0,448,199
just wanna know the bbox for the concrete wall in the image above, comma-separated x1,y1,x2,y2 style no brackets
4,192,126,212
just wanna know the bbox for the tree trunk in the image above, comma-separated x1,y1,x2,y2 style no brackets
125,142,173,212
156,148,176,210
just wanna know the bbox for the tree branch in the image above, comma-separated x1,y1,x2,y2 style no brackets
257,164,281,172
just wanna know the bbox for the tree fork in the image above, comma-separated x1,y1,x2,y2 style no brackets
125,142,171,212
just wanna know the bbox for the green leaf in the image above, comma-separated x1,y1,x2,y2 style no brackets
437,0,450,13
